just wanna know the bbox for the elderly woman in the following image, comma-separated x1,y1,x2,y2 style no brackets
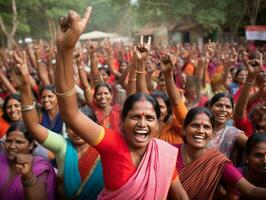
53,7,188,200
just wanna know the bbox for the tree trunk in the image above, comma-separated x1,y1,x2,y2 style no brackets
0,0,18,48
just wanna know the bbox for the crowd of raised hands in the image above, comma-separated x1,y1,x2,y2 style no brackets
0,6,266,200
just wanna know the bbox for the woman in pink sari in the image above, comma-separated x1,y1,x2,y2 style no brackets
0,122,55,200
53,7,188,200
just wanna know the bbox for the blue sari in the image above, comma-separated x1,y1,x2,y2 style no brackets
64,139,104,200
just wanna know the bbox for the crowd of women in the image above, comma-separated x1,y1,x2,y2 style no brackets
0,7,265,200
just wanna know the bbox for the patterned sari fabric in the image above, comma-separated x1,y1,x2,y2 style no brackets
64,139,104,200
0,153,56,200
98,139,178,200
207,126,242,158
179,149,230,200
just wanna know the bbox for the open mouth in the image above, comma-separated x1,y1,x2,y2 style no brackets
133,129,149,142
193,135,206,142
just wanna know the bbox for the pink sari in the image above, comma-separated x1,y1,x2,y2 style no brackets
98,139,178,200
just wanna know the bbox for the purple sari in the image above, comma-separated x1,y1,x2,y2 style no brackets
0,153,56,200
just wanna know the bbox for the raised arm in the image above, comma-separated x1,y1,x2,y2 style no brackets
234,56,261,120
135,36,151,94
89,42,103,85
11,51,48,144
55,7,101,144
75,50,93,105
161,54,182,106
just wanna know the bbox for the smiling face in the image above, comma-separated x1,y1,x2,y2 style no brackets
211,97,233,125
185,113,213,149
156,97,167,122
235,69,247,85
247,142,266,173
123,100,158,151
41,89,58,111
6,98,22,122
94,86,112,108
5,130,33,161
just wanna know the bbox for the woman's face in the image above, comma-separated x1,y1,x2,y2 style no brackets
247,142,266,173
67,127,86,146
100,69,109,82
225,73,233,87
253,104,266,132
123,100,158,151
94,86,112,108
185,113,213,149
235,70,247,85
119,62,127,73
211,97,233,125
156,97,167,122
158,74,166,91
5,130,33,160
6,98,22,121
41,89,58,111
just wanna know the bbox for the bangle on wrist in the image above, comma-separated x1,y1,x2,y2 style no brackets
37,59,42,63
135,70,146,74
245,81,255,85
128,79,136,82
21,102,36,112
83,87,90,92
22,174,37,187
54,86,76,97
78,65,84,70
165,79,174,83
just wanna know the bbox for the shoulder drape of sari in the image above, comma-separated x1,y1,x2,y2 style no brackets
0,153,56,200
97,138,178,200
64,139,104,200
179,148,230,200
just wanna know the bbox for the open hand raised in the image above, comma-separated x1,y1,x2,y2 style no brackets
10,51,30,87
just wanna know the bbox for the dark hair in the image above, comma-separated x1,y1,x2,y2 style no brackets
94,82,112,97
2,93,21,123
6,121,34,144
80,106,98,123
99,66,111,76
210,92,234,108
184,107,214,128
121,93,160,122
234,67,247,83
246,133,266,155
151,90,172,122
40,85,55,96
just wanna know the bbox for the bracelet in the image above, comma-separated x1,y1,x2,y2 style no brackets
21,102,36,112
83,87,90,92
54,86,76,97
135,70,146,74
246,81,255,85
128,79,136,82
37,59,42,63
22,174,37,187
78,66,84,70
165,78,174,83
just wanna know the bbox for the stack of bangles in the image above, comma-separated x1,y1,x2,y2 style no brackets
21,102,36,112
54,86,76,97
